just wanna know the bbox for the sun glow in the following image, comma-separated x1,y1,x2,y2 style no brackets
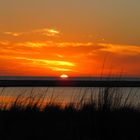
60,74,69,79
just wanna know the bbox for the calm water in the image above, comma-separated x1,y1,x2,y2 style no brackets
0,87,140,106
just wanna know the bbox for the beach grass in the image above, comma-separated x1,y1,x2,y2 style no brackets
0,87,139,140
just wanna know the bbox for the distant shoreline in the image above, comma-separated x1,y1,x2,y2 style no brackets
0,77,140,87
0,76,140,81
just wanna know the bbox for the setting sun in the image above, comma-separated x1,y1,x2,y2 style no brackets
60,74,69,79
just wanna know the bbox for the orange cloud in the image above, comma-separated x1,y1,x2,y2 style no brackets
55,54,63,58
98,43,140,56
12,57,76,73
3,28,60,37
48,66,75,72
0,40,10,45
55,42,94,48
35,28,60,37
14,56,75,67
4,32,22,37
16,41,94,48
0,38,140,76
16,42,49,48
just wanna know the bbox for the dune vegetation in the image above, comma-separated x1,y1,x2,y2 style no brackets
0,87,139,140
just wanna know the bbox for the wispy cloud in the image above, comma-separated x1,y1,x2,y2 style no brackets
48,66,74,72
14,57,75,67
16,42,49,48
0,40,10,45
3,28,60,37
98,43,140,56
55,54,63,58
13,56,75,72
0,40,140,76
16,41,94,48
55,42,94,48
4,32,22,37
34,28,60,37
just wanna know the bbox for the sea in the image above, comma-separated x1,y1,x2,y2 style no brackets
0,76,140,107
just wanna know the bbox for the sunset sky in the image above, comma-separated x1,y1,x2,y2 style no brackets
0,0,140,77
